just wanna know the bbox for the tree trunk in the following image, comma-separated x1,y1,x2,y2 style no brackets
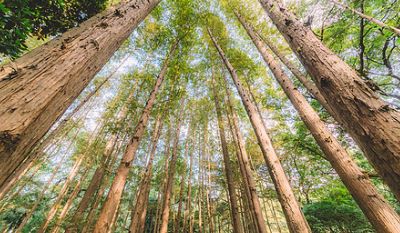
254,31,332,116
159,100,186,233
238,12,400,232
174,172,185,233
330,0,400,36
208,29,310,233
258,0,400,201
130,115,163,233
93,40,178,233
66,83,137,233
51,168,89,233
182,132,194,233
38,157,84,233
0,0,160,191
212,80,244,233
223,79,267,233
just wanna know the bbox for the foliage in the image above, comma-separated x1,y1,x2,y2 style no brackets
0,0,107,57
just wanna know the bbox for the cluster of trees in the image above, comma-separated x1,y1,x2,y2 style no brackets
0,0,399,232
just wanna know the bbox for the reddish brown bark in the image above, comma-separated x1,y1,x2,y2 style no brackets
212,80,244,233
208,29,310,233
92,40,178,233
0,0,161,191
159,100,186,233
130,115,163,232
238,13,400,232
259,0,400,201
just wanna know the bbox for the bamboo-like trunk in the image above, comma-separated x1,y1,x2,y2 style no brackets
38,157,84,233
258,0,400,201
130,115,163,232
224,93,266,233
212,80,244,233
159,100,186,233
93,40,178,233
182,132,194,233
238,12,400,232
66,82,137,233
0,0,161,191
208,29,310,233
51,168,89,233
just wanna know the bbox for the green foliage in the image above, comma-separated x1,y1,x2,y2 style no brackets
0,0,107,57
304,186,374,233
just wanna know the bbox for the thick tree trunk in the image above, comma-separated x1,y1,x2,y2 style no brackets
0,0,161,191
212,80,244,233
238,13,400,232
159,100,185,233
93,40,177,233
208,29,310,233
330,0,400,36
130,115,163,233
259,0,400,201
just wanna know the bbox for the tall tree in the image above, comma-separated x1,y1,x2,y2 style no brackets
212,77,244,233
129,115,163,233
208,29,311,233
93,40,178,233
0,0,161,191
258,0,400,200
159,99,186,233
237,12,400,232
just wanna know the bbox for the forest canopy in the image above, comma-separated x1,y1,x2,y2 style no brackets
0,0,399,232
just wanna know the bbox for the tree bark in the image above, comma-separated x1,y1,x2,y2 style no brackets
208,29,310,233
182,131,194,233
93,40,178,233
159,99,186,233
130,115,163,233
223,78,268,233
66,82,137,233
0,0,161,191
259,0,400,201
238,12,400,232
212,80,244,233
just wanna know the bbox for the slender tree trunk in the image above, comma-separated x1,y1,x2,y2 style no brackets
38,157,84,233
51,168,89,233
238,12,400,232
159,100,186,233
358,0,365,77
212,80,244,233
130,115,163,232
205,143,214,233
183,132,194,233
66,84,137,233
174,173,185,233
330,0,400,36
224,88,265,233
259,0,400,201
208,29,310,233
0,0,161,191
254,30,332,116
93,40,178,233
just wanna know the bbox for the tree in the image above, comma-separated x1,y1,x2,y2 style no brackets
0,0,161,192
258,0,400,201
